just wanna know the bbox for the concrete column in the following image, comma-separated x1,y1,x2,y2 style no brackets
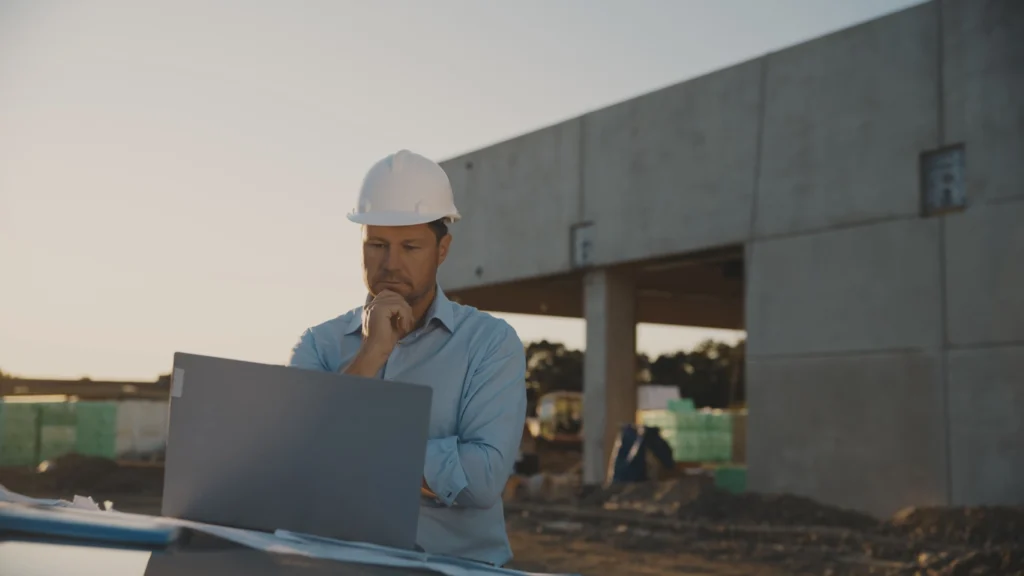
582,268,637,485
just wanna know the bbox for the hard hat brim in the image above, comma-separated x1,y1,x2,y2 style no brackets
346,211,461,226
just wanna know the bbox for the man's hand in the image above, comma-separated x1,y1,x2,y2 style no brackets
421,477,437,499
343,289,413,377
363,289,414,351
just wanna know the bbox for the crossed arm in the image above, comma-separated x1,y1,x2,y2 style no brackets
420,326,527,509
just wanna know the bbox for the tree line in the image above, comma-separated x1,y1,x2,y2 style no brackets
524,339,745,416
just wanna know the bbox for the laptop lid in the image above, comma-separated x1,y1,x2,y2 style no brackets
161,352,432,550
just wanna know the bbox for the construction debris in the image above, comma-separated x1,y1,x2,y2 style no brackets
506,478,1024,575
891,505,1024,548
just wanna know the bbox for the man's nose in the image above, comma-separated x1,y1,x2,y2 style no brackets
383,247,402,271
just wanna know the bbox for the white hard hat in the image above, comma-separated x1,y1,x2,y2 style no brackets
347,149,461,226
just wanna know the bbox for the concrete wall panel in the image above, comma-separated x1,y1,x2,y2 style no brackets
439,120,581,290
747,219,942,357
942,0,1024,204
945,201,1024,346
754,3,939,237
947,345,1024,506
747,351,948,517
582,60,762,264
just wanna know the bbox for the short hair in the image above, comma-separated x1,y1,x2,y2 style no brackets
427,218,449,243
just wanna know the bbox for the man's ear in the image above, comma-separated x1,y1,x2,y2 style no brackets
437,234,452,265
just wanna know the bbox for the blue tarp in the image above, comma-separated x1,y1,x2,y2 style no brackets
610,424,675,483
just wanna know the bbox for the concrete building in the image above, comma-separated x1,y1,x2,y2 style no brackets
436,0,1023,516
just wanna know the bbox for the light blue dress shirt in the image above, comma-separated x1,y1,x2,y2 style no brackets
287,285,527,566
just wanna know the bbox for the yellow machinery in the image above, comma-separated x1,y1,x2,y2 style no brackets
536,391,582,444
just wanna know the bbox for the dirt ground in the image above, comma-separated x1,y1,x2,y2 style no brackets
505,530,802,576
3,456,1023,576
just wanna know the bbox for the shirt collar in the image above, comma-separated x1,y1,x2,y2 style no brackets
345,284,454,335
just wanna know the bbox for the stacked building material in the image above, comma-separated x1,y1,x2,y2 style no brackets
74,402,119,459
38,403,77,463
639,402,734,463
0,400,169,466
0,402,40,467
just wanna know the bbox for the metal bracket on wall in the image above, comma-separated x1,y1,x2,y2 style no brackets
920,144,967,216
570,222,594,269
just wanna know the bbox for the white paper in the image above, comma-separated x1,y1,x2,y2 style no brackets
0,485,577,576
70,495,102,511
0,484,85,509
0,484,61,507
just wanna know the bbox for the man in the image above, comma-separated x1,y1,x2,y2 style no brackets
287,149,527,567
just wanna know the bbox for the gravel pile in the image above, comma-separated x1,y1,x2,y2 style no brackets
890,505,1024,548
678,489,881,531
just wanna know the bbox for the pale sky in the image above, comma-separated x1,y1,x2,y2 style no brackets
0,0,924,380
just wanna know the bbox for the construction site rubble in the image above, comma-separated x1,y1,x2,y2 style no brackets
505,474,1024,575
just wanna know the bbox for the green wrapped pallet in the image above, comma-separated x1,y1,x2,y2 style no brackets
714,465,747,494
0,403,38,435
74,402,118,458
675,411,700,431
39,422,76,463
667,398,695,413
0,444,38,467
672,433,700,462
38,403,77,426
0,402,40,467
707,410,732,432
75,402,117,428
711,431,733,461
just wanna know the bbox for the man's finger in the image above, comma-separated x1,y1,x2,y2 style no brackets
393,302,413,334
371,300,411,333
374,289,405,302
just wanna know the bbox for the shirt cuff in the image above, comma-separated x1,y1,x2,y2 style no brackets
423,437,469,507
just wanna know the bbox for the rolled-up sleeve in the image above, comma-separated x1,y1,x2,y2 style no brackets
423,324,527,509
288,328,327,371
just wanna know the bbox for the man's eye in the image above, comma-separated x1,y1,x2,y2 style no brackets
367,243,385,248
405,246,421,251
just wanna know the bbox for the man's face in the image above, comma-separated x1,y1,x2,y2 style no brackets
362,224,451,304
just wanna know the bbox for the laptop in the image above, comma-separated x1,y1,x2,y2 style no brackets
161,352,433,551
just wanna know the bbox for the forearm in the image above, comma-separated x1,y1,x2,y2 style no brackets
422,436,517,509
422,321,527,509
342,348,389,377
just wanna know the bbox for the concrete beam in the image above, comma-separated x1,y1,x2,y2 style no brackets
753,2,939,238
446,250,744,329
438,119,582,291
582,59,762,265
